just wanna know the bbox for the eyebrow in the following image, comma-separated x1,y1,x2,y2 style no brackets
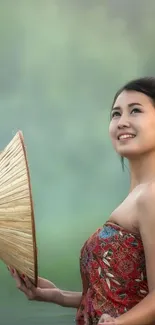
112,102,143,111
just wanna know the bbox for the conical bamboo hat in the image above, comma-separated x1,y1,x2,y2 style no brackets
0,131,38,286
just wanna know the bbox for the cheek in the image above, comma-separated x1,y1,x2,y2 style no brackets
142,120,155,142
109,122,116,141
146,130,155,145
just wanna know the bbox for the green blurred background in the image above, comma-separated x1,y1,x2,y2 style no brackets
0,0,154,323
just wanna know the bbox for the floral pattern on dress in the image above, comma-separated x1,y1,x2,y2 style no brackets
99,226,118,239
75,222,148,325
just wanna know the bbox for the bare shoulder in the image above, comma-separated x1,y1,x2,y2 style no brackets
137,181,155,216
137,181,155,291
136,180,155,236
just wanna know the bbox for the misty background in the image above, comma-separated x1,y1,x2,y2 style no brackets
0,0,154,324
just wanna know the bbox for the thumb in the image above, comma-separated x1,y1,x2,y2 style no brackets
98,313,114,323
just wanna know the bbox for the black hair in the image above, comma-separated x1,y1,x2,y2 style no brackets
113,77,155,108
112,77,155,170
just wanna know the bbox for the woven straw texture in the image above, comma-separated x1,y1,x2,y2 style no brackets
0,131,38,286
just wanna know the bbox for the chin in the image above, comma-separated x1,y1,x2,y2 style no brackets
116,147,142,159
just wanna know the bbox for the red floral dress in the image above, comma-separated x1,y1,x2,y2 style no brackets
75,222,148,325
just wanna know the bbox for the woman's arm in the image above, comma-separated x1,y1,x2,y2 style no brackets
36,277,82,307
115,183,155,325
37,288,82,308
62,290,82,307
115,290,155,325
8,268,82,309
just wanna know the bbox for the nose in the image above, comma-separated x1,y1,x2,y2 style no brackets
117,114,130,129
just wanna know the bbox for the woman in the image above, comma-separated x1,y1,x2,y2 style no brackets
8,77,155,325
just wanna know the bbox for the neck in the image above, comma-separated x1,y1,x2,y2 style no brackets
129,151,155,191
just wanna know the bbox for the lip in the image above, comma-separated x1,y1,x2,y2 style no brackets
117,133,136,140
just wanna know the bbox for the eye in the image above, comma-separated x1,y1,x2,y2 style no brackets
111,111,121,118
131,108,142,114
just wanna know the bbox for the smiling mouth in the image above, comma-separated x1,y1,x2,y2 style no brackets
118,134,136,140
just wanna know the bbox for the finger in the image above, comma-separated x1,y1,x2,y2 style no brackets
98,320,116,325
11,270,29,292
11,269,24,289
10,268,20,281
98,323,110,325
99,314,113,322
37,277,48,288
99,321,115,324
22,275,34,289
37,277,56,289
7,266,16,277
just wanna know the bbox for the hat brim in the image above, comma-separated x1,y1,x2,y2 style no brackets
0,131,38,286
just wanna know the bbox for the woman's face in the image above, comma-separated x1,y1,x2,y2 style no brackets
109,90,155,158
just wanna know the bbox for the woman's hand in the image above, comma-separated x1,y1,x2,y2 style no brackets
8,266,40,300
36,276,57,289
98,313,117,324
7,266,60,302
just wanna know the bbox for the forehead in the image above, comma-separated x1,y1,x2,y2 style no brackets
113,90,153,108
